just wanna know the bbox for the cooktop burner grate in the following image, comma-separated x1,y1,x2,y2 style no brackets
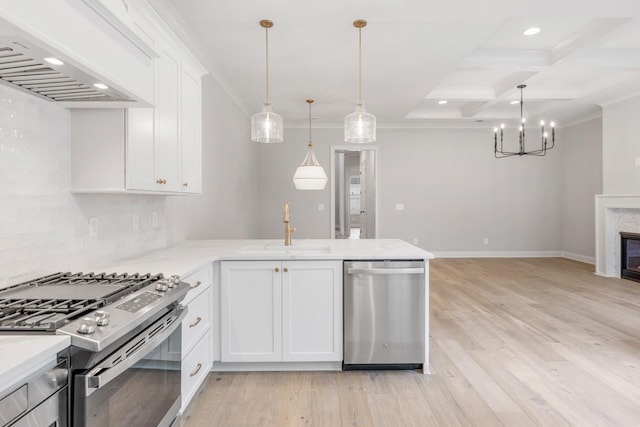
0,272,163,333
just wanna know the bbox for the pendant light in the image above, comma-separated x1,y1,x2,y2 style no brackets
293,99,328,190
344,19,376,143
251,19,283,143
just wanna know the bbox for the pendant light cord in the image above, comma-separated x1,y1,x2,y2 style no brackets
307,99,313,147
358,26,362,105
265,25,270,104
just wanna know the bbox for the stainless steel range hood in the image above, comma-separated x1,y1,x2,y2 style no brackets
0,37,132,103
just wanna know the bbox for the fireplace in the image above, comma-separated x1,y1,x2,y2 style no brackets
620,232,640,281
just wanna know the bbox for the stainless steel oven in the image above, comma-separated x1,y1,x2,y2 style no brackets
0,272,191,427
72,307,185,427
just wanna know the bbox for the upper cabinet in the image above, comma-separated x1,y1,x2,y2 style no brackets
69,1,207,194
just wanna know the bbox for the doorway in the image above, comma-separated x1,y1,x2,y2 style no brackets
330,145,379,239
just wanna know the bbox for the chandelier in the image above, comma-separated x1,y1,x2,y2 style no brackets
251,19,283,143
293,99,328,190
494,84,556,158
344,19,376,143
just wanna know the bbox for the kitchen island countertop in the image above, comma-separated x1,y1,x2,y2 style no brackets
100,238,434,278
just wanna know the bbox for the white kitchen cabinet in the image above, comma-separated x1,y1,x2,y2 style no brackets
220,260,342,363
70,22,206,194
171,264,213,413
179,68,203,193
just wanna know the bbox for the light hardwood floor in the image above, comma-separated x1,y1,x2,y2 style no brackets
181,258,640,426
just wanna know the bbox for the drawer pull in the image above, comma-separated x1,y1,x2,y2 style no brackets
189,363,202,377
190,281,202,289
189,316,202,328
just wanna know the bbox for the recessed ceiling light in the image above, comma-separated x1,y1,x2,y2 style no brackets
44,57,64,66
523,27,541,36
438,100,447,105
510,100,520,105
93,83,109,90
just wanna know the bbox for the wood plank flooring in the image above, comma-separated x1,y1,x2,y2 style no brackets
181,258,640,427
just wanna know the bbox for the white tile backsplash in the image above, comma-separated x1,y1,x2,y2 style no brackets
0,85,167,288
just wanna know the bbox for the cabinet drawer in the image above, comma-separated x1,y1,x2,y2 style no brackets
182,264,212,305
181,331,211,412
182,287,211,355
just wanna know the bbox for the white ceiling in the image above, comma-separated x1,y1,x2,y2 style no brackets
151,0,640,129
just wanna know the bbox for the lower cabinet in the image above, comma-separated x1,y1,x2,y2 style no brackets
177,264,213,412
220,260,342,363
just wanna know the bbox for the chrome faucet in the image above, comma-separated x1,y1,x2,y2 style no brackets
283,202,296,246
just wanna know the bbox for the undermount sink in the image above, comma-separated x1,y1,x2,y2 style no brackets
239,243,331,255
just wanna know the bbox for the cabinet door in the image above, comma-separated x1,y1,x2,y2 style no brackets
179,67,202,193
153,39,181,192
221,261,282,362
282,260,343,361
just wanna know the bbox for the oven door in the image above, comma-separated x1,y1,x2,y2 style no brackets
74,307,186,427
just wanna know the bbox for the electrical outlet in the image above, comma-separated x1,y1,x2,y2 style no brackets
395,204,405,211
132,214,139,232
152,212,159,228
483,238,489,245
89,217,98,237
318,204,325,211
412,238,419,245
636,157,640,167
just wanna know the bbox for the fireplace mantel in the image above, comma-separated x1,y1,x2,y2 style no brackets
595,194,640,277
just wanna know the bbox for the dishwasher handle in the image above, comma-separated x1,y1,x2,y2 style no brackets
347,267,425,275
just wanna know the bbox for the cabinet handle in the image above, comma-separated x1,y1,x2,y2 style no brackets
190,281,202,289
156,179,167,184
274,267,280,272
189,363,202,377
283,267,288,272
189,316,202,328
183,182,189,187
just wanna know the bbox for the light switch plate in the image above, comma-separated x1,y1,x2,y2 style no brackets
395,204,405,211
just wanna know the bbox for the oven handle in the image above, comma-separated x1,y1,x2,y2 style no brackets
84,307,186,395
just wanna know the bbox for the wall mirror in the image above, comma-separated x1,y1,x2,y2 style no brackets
330,145,379,239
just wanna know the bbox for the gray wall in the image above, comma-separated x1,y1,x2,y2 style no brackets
602,95,640,194
166,74,259,241
560,118,602,260
255,125,584,255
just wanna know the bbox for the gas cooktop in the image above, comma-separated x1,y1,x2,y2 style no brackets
0,272,163,333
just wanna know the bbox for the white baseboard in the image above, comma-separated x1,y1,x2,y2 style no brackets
432,250,595,265
560,251,595,265
432,251,562,258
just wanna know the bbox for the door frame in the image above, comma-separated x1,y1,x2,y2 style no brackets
330,145,380,239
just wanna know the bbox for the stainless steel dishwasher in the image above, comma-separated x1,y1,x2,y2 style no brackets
343,260,426,370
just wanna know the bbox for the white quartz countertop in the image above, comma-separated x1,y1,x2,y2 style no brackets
99,239,435,278
0,335,70,394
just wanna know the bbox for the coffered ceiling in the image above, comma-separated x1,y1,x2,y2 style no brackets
151,0,640,128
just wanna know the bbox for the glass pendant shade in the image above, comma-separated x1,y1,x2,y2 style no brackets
251,103,283,143
344,102,376,143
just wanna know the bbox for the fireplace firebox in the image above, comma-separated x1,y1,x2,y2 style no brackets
620,232,640,282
